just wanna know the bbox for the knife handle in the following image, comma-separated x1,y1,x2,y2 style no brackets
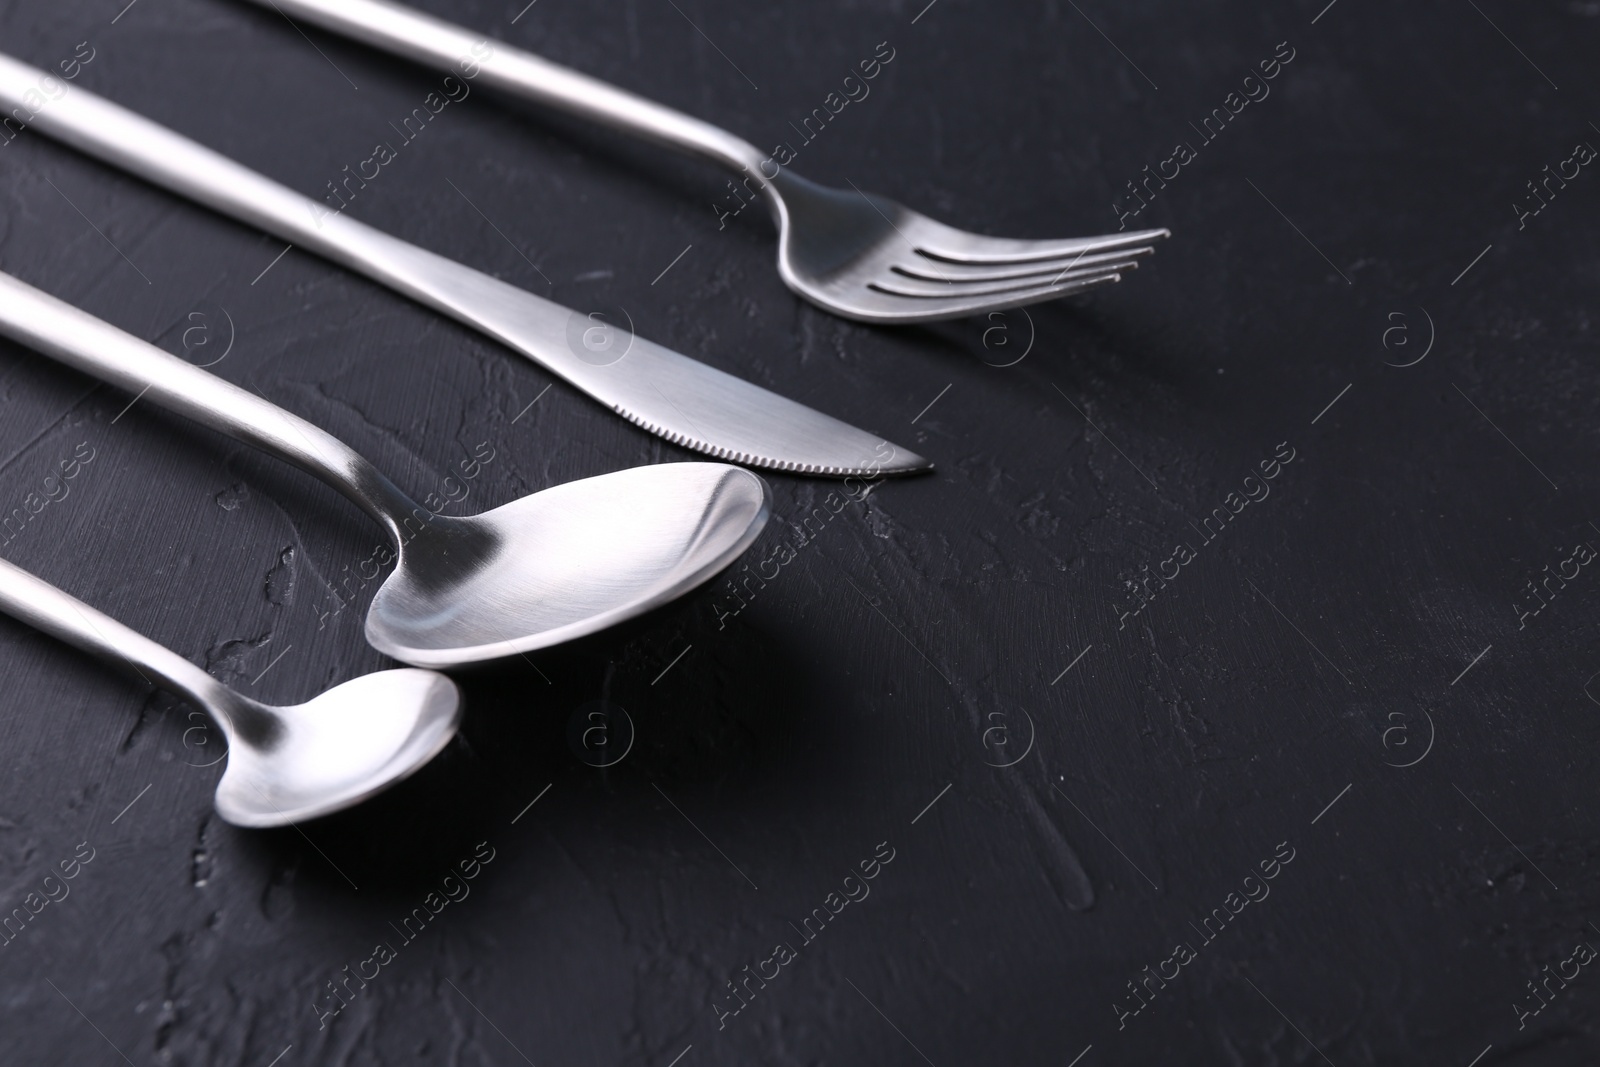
244,0,771,182
0,51,580,380
0,55,415,296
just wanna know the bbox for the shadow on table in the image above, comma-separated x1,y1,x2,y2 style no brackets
230,580,811,899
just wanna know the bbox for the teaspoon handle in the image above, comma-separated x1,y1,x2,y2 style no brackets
0,272,420,541
0,553,228,712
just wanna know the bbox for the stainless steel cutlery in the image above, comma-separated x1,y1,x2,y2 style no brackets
0,7,1172,823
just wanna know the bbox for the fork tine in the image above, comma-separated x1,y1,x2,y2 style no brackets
868,271,1127,323
914,227,1170,267
872,261,1138,299
891,247,1156,285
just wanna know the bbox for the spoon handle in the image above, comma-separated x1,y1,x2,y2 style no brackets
0,553,225,709
245,0,770,178
0,272,420,540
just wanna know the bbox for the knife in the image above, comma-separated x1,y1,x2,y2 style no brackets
0,52,928,478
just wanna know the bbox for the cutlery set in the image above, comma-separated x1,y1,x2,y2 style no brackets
0,1,1167,826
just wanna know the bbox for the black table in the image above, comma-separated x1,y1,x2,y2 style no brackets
2,1,1597,1063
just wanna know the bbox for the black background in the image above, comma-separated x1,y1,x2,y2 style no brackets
1,0,1598,1063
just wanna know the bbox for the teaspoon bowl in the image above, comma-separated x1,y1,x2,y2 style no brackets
0,553,463,829
215,669,462,828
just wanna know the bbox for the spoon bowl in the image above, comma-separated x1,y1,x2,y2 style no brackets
367,463,771,667
0,551,464,829
214,669,462,828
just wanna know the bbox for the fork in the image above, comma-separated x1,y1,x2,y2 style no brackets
245,0,1170,325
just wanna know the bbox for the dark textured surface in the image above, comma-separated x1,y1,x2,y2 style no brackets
1,0,1598,1063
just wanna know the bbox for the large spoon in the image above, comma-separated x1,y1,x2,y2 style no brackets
0,552,461,827
0,272,771,667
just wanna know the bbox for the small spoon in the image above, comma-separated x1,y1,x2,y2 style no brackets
0,272,771,667
0,553,460,827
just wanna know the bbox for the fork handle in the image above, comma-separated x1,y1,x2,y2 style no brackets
243,0,771,180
